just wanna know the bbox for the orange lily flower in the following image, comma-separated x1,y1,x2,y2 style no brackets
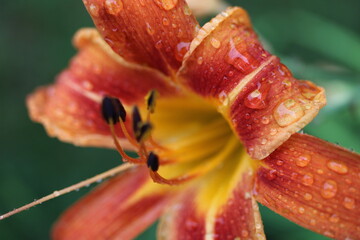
22,0,360,239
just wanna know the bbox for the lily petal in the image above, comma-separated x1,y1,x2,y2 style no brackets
82,0,199,76
179,7,326,159
27,28,176,148
255,133,360,240
52,166,174,240
186,0,228,17
158,150,265,239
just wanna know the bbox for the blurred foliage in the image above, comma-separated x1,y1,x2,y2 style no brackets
0,0,359,239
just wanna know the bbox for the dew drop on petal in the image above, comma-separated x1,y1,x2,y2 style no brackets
197,56,203,65
174,41,190,61
298,207,305,214
153,0,178,10
302,173,314,186
310,219,316,225
324,230,335,238
244,89,267,109
329,214,340,223
327,160,348,174
89,4,100,17
343,197,355,210
261,138,268,145
146,22,155,35
105,0,123,15
183,5,191,15
266,169,277,180
321,180,337,199
270,128,277,136
304,193,312,201
162,17,170,26
296,154,311,167
261,116,270,125
210,37,221,48
238,229,247,237
218,91,229,106
274,99,304,127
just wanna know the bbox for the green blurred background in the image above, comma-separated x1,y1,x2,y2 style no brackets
0,0,359,239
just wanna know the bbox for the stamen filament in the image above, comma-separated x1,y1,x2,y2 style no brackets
149,170,195,185
119,119,140,148
0,163,133,221
109,122,143,163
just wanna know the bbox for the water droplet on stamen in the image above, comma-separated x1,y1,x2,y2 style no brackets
105,0,123,15
296,154,311,167
274,99,304,127
53,191,60,197
327,160,348,174
321,180,338,199
343,197,355,210
210,37,221,48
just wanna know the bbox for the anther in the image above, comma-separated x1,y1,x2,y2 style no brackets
132,106,143,134
102,96,126,124
146,90,159,114
136,122,153,142
147,152,159,171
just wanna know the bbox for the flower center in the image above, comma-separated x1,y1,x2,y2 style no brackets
102,90,247,185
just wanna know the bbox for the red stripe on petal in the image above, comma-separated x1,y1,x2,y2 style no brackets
230,58,326,159
83,0,199,76
178,7,271,97
27,29,177,148
255,133,360,240
53,166,173,240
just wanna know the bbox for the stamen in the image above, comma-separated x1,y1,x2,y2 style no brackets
147,152,195,185
132,106,143,135
136,122,153,142
0,163,133,220
102,96,126,124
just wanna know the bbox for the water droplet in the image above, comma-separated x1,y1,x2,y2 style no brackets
282,79,292,87
174,41,190,61
89,4,100,17
226,38,253,72
300,84,318,100
270,128,278,136
146,22,155,35
266,169,277,180
304,193,312,201
327,160,348,174
210,37,221,48
155,40,163,49
317,169,324,175
329,214,340,223
324,230,335,238
276,160,284,166
162,17,170,26
105,0,123,15
274,99,304,127
241,230,249,237
296,154,311,167
310,219,316,225
321,180,338,199
183,5,191,15
260,116,270,125
53,191,60,197
343,197,355,210
302,173,314,186
298,207,305,214
218,91,229,106
244,89,267,109
261,138,268,145
153,0,178,10
197,56,203,65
